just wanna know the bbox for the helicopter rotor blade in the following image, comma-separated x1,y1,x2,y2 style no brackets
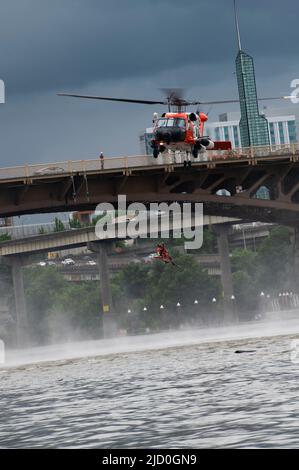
58,92,293,108
57,93,166,105
190,96,293,105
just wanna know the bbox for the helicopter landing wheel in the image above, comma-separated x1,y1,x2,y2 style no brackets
192,145,199,158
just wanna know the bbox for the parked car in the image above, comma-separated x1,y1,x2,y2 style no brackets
86,260,97,266
37,261,47,267
61,258,75,266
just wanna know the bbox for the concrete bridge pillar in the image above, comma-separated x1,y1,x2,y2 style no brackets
214,224,237,323
88,241,117,338
10,256,28,347
290,227,299,290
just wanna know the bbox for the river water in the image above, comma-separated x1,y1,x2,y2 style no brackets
1,319,299,448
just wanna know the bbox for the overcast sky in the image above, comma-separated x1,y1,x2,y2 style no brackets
0,0,298,169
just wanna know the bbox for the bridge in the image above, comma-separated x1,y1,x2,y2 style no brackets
2,142,299,345
0,214,238,256
1,144,299,227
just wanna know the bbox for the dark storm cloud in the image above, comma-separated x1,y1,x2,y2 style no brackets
0,0,298,96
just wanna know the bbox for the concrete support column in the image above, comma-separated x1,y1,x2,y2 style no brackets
214,224,237,323
11,257,28,347
88,241,117,338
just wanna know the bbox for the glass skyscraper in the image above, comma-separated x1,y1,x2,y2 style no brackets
236,50,270,148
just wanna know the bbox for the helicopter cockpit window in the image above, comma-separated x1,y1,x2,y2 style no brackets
167,118,175,127
176,119,186,128
157,118,186,128
157,118,167,127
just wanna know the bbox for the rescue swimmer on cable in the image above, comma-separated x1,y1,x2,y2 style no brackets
155,242,179,268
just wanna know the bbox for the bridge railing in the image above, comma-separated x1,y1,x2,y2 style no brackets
0,143,298,181
0,221,72,240
207,143,299,161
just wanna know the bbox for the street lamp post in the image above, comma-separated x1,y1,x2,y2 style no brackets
260,291,266,313
193,299,201,325
176,302,181,327
211,297,217,326
230,294,237,321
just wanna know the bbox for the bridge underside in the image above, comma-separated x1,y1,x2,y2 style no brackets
1,155,299,226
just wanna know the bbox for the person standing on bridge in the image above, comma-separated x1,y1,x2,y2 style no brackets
99,151,104,170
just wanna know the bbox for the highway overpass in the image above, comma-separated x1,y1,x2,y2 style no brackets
0,214,238,257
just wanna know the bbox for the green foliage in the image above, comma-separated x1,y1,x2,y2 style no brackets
69,217,82,229
24,267,67,343
151,228,216,254
0,264,13,307
231,248,257,277
196,227,216,254
49,282,101,341
0,233,12,242
92,213,110,226
38,227,46,235
115,240,126,250
112,251,221,331
3,224,294,345
54,217,65,232
113,263,150,299
144,251,219,310
24,267,101,344
230,226,293,317
255,226,292,293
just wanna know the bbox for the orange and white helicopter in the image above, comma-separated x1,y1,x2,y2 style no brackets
58,88,291,164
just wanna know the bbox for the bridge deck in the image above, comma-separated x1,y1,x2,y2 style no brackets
0,143,298,184
1,143,299,223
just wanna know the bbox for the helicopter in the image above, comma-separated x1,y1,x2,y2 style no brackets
57,88,292,163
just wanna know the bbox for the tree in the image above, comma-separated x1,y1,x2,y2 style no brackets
255,226,292,293
24,266,67,343
69,217,82,229
230,227,293,317
54,218,65,232
113,251,221,331
49,282,101,341
24,267,102,344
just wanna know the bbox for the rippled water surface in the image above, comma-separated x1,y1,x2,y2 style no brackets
1,322,299,448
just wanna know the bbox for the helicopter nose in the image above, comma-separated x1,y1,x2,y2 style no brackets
155,128,185,143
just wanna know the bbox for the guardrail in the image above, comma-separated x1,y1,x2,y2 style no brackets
0,143,298,181
0,221,72,240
